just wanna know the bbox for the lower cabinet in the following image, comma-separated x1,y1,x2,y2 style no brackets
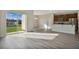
52,24,75,34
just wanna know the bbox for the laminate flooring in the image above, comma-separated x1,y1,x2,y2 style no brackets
0,32,79,49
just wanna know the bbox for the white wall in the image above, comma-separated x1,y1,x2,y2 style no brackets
38,14,54,30
24,10,34,31
22,14,27,31
34,10,53,15
0,11,6,37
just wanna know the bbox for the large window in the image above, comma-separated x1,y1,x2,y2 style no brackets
6,12,22,33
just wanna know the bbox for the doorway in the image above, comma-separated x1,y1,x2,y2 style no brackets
6,12,22,33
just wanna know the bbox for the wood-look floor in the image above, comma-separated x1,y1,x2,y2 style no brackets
0,32,79,49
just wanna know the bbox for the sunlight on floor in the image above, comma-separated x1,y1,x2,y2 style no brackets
7,32,60,40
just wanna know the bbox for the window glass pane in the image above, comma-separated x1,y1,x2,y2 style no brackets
6,12,22,33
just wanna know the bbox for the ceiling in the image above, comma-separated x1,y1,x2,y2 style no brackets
33,10,78,15
6,10,78,15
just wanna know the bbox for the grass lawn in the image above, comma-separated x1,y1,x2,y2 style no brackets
7,25,22,33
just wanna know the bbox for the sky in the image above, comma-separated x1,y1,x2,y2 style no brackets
6,12,22,20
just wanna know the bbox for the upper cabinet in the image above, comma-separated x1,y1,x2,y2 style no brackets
54,13,77,24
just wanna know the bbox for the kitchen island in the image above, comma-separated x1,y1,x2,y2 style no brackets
52,24,75,34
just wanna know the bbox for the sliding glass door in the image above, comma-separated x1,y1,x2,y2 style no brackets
6,12,22,33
